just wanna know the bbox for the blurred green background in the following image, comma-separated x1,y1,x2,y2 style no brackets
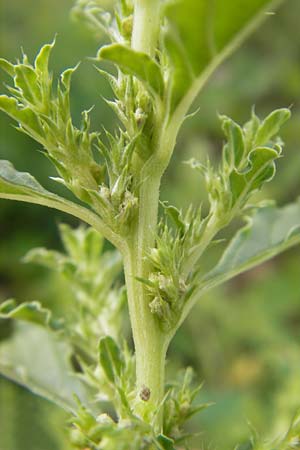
0,0,300,449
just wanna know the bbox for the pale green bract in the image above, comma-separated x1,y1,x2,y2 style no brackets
0,0,299,449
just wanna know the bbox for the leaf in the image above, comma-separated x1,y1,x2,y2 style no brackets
58,223,105,264
0,299,63,330
229,146,279,202
98,44,164,97
0,58,15,77
0,95,43,137
34,39,55,75
164,0,284,111
254,108,291,146
0,377,64,450
0,159,59,199
221,116,245,168
23,247,74,274
161,202,185,233
99,336,124,384
203,199,300,289
0,322,90,412
287,408,300,435
251,409,300,450
0,160,114,240
14,64,41,104
181,199,300,326
156,434,175,450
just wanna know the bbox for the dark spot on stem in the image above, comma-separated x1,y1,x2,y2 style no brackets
139,385,151,401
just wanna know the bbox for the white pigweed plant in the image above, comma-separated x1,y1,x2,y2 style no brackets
0,0,300,449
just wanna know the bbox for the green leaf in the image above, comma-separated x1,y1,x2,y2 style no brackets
161,202,185,233
98,44,164,97
23,247,74,275
229,146,279,202
254,108,291,146
34,39,55,75
203,199,300,289
99,336,124,384
286,408,300,436
182,200,300,325
0,58,15,77
14,64,41,104
0,160,113,240
0,95,43,137
165,0,284,111
0,299,63,330
156,434,175,450
221,116,245,168
0,377,65,450
0,160,58,199
251,409,300,450
0,323,90,412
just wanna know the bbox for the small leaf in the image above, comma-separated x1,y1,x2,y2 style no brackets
244,108,261,150
34,39,55,74
185,402,213,420
244,147,279,188
99,336,124,384
0,58,15,77
0,95,43,137
24,247,72,271
84,226,105,262
0,299,63,330
59,223,84,262
221,116,245,168
288,408,300,434
230,146,279,202
0,322,90,412
254,108,291,146
98,44,164,97
14,64,41,104
156,434,175,450
161,202,185,233
60,65,79,92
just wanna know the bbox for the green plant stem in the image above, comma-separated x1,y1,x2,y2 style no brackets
123,162,169,424
121,0,170,428
122,129,177,426
123,247,168,415
131,0,161,56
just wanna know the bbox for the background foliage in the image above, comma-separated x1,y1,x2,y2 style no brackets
0,0,300,449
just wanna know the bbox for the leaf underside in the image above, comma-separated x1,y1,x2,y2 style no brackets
182,199,300,324
0,322,90,413
205,199,300,289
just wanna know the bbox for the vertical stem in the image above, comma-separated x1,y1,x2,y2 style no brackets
124,0,168,429
123,247,167,411
123,164,168,426
131,0,161,56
